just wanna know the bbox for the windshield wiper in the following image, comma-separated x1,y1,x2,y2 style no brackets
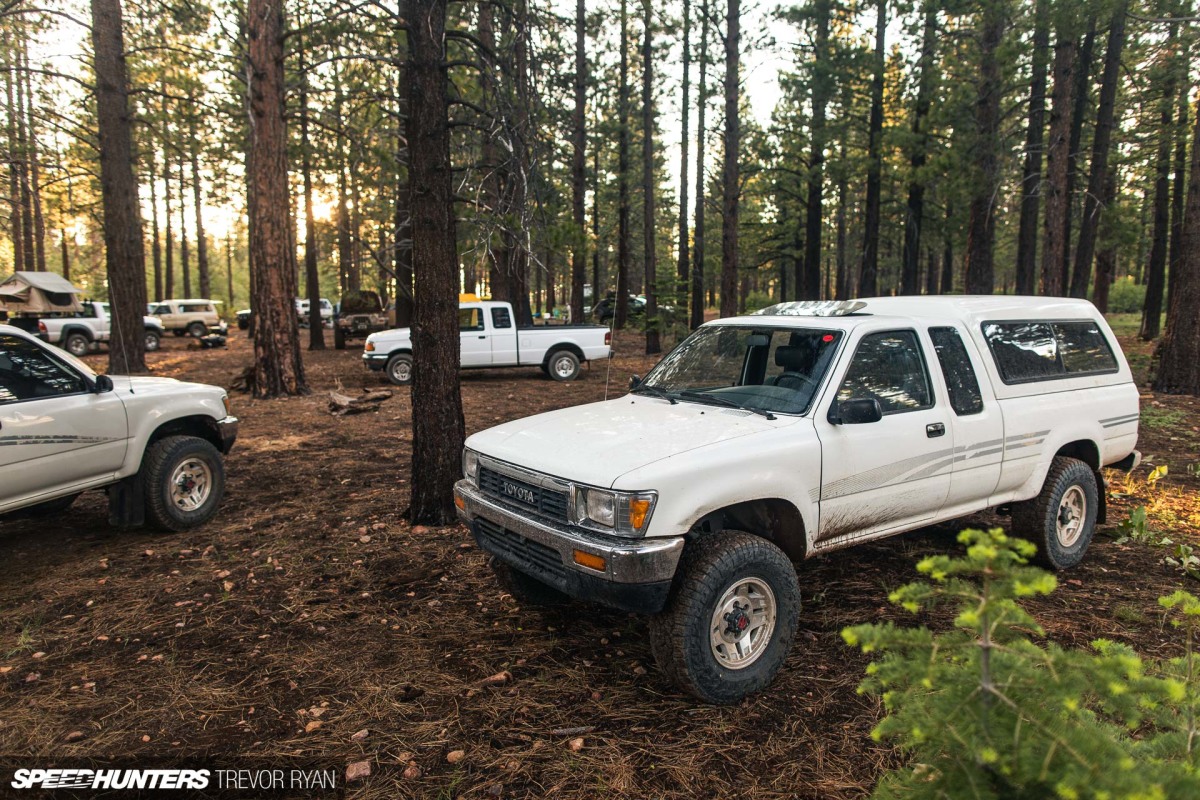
676,390,776,420
631,384,678,404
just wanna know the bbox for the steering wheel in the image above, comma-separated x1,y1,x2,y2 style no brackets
773,372,817,391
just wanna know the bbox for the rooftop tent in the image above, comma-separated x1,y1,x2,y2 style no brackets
0,271,84,314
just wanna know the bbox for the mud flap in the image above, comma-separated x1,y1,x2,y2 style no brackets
108,474,146,528
1096,470,1107,525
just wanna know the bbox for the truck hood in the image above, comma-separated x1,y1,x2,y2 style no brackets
110,375,223,400
466,396,796,488
367,328,411,347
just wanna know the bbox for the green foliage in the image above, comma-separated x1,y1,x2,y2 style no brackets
843,528,1200,800
1114,505,1155,544
1163,541,1200,581
1103,278,1148,314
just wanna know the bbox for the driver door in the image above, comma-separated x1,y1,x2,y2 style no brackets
0,334,129,508
459,305,492,367
813,328,952,547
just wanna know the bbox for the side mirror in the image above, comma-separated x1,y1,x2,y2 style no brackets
629,374,641,390
93,374,114,394
833,397,882,425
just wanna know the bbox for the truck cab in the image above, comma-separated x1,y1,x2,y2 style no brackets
454,297,1141,703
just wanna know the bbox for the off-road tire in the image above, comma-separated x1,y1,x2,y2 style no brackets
187,322,207,338
144,330,161,352
143,436,225,532
386,353,413,386
1012,456,1099,570
334,326,347,350
491,558,568,606
649,531,801,704
546,350,581,382
64,332,89,357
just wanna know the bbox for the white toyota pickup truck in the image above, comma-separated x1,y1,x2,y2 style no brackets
8,301,167,356
0,325,238,530
363,300,612,385
454,296,1141,703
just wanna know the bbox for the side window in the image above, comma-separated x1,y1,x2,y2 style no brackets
930,327,984,416
458,307,484,332
1056,321,1119,375
490,307,512,329
0,335,88,404
837,330,932,414
983,320,1118,383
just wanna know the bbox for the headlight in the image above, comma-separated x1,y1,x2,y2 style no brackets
463,449,479,483
575,487,656,536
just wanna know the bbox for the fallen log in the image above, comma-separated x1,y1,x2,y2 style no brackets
328,387,393,416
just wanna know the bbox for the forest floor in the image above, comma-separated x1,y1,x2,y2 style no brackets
1,315,1198,799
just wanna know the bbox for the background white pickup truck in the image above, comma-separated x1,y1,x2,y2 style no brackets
0,324,238,530
9,301,165,356
363,300,612,385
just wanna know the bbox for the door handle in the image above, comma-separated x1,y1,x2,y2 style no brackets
926,422,946,438
478,335,487,339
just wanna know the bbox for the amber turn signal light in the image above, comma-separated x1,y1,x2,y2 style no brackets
572,550,606,572
628,498,652,530
453,494,465,511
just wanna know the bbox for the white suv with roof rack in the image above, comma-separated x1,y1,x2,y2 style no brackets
454,296,1141,703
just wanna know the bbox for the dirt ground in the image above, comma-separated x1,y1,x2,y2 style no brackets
2,320,1199,799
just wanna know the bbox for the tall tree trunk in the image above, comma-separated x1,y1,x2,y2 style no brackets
1093,168,1118,313
1166,83,1189,313
964,0,1005,295
941,204,954,294
690,0,709,329
676,0,692,312
14,32,34,272
719,0,739,318
642,0,660,353
570,0,587,323
592,144,601,307
1140,24,1177,341
21,43,45,272
149,146,163,301
1015,0,1050,294
334,64,353,297
178,151,190,297
90,0,147,374
1152,97,1200,395
1040,35,1078,296
616,0,631,329
300,47,324,350
1072,1,1126,299
407,0,465,524
858,0,886,297
834,144,848,299
1060,19,1095,294
246,0,307,396
803,0,831,300
901,0,936,296
394,44,414,329
189,101,210,299
60,227,71,281
4,40,23,272
226,234,235,307
162,83,174,298
510,0,534,327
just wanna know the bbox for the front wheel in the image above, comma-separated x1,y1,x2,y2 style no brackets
386,353,413,386
546,350,581,381
64,332,90,357
144,330,161,352
143,436,226,531
649,531,801,704
1012,456,1099,570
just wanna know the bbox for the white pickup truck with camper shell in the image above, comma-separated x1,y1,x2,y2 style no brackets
32,301,167,356
0,324,238,530
454,296,1141,703
363,299,612,385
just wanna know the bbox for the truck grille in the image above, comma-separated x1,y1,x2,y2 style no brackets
478,467,570,523
475,518,568,581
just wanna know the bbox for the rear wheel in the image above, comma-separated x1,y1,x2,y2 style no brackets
143,436,226,531
64,332,89,357
187,322,206,338
386,353,413,386
144,330,161,352
649,531,801,704
1012,456,1099,570
546,350,581,381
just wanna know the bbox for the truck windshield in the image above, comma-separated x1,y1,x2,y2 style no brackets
637,325,843,416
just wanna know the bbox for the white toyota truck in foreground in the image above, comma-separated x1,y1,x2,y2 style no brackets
363,300,612,385
455,297,1141,703
0,325,238,530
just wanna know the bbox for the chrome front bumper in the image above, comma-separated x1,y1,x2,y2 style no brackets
216,415,239,454
455,478,684,611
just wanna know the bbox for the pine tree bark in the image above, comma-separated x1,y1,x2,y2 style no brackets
570,0,587,323
1166,84,1189,313
90,0,147,374
246,0,307,396
1060,20,1095,294
189,100,210,299
1040,35,1077,296
1015,0,1050,294
1072,1,1126,299
719,0,739,318
407,0,466,524
1140,25,1177,341
21,43,45,272
642,0,660,353
964,0,1005,295
162,84,174,299
834,142,848,299
334,63,353,297
178,151,190,297
149,146,163,301
901,0,937,296
690,0,709,329
1153,97,1200,395
4,40,22,272
802,0,831,301
1093,168,1118,313
300,48,324,350
858,0,886,297
616,0,631,329
393,44,414,329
